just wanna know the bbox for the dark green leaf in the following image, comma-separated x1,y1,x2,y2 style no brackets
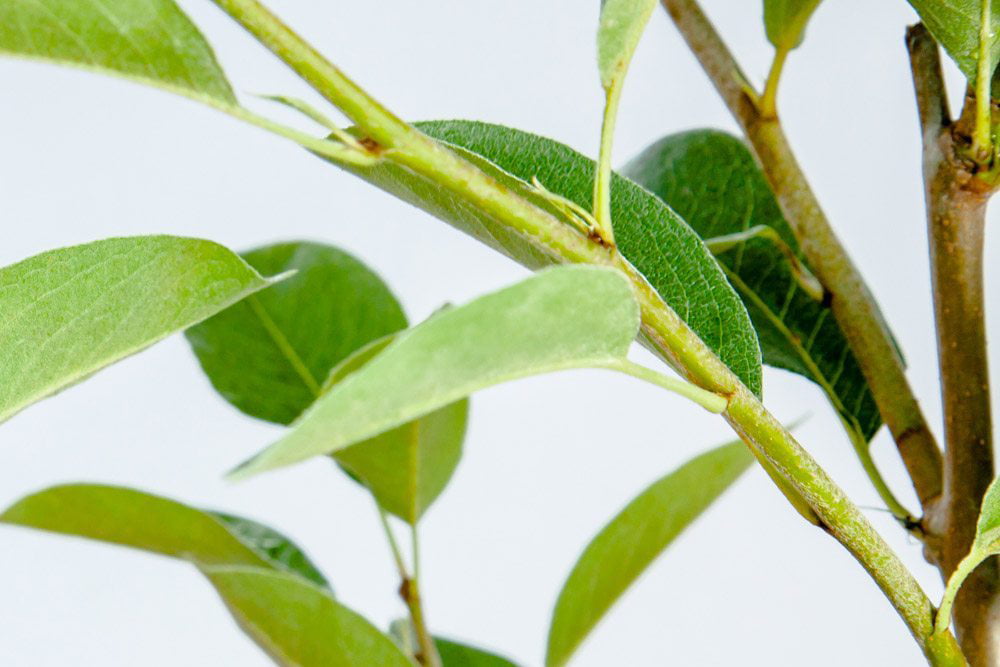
0,484,327,587
764,0,824,50
0,236,275,423
204,565,412,667
623,130,881,441
185,241,407,425
0,0,235,103
908,0,1000,82
335,120,761,395
545,440,753,667
436,637,520,667
231,266,640,479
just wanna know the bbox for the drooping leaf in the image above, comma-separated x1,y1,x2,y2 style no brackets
597,0,658,90
185,241,407,425
764,0,824,50
0,236,275,423
231,266,640,478
545,440,753,667
908,0,1000,83
0,0,235,104
334,120,761,395
326,336,469,524
435,637,521,667
204,565,412,667
0,484,328,587
623,130,882,442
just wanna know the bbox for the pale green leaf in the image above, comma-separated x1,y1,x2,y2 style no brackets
0,484,328,587
0,0,235,104
204,565,412,667
0,236,274,423
623,130,881,443
908,0,1000,82
545,440,753,667
232,266,640,478
326,336,469,524
974,476,1000,549
334,120,762,395
185,241,407,425
597,0,658,90
764,0,824,50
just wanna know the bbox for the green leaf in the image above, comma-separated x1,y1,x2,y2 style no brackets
908,0,1000,82
232,266,640,478
0,0,235,104
764,0,824,50
0,484,328,587
0,236,275,424
204,565,412,667
185,241,407,425
336,120,761,395
545,440,753,667
435,637,520,667
623,130,882,442
597,0,658,90
326,336,469,524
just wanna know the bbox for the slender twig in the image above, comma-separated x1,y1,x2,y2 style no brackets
660,0,944,517
909,23,1000,665
759,46,788,120
207,1,965,661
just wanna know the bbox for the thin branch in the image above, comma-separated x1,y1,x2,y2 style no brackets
661,0,944,514
906,24,951,143
208,1,964,661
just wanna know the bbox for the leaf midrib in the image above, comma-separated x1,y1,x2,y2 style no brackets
246,295,322,398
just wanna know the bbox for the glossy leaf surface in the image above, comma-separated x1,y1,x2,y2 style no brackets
232,266,639,478
186,241,407,425
545,440,752,666
0,236,273,423
623,130,881,441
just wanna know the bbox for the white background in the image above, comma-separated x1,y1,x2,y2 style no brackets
0,1,996,665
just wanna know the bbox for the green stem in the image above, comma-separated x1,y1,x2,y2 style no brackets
596,358,727,413
376,505,409,580
593,81,623,245
937,550,986,635
208,0,963,661
973,0,994,162
759,46,789,119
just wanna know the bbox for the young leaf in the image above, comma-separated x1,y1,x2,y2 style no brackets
326,336,469,524
623,130,881,443
0,484,328,587
908,0,1000,83
597,0,658,90
232,266,641,478
0,0,235,104
185,241,407,425
203,565,412,667
764,0,824,51
0,236,275,424
545,440,753,667
435,637,521,666
335,120,762,395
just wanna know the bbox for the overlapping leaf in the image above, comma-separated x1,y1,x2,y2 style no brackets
326,336,469,524
545,440,752,666
0,0,235,103
231,266,641,478
623,130,882,441
185,241,407,425
0,236,275,423
0,484,327,587
204,566,411,666
336,120,761,395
